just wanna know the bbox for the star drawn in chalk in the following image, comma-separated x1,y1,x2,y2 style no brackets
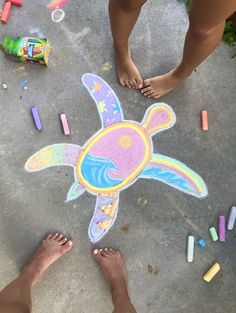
112,103,121,114
98,101,107,113
92,81,103,93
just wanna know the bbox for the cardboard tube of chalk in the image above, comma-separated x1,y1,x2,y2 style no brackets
218,215,225,242
201,110,208,131
227,206,236,230
203,263,220,283
60,113,70,135
209,227,218,241
187,235,194,262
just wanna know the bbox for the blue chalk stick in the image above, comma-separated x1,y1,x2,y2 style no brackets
197,239,206,248
31,106,42,131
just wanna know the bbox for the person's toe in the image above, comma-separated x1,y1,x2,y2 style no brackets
55,234,63,241
143,78,151,87
136,78,143,89
59,237,68,245
51,233,59,240
131,79,138,89
143,89,155,97
61,240,73,252
141,86,152,94
46,233,53,240
119,79,125,87
92,248,103,263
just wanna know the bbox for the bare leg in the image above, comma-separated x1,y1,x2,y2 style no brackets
92,248,137,313
142,0,236,99
109,0,146,89
0,233,73,313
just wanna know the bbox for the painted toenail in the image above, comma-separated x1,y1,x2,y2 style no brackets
94,249,99,254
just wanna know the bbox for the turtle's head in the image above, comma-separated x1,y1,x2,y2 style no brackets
141,103,176,137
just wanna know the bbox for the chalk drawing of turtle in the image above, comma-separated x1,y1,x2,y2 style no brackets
25,73,208,243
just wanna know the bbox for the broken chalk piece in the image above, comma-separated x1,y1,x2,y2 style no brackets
187,235,194,263
227,206,236,230
31,106,42,131
203,262,220,283
209,227,218,242
218,215,225,242
197,239,206,248
60,113,70,135
201,110,208,131
7,0,23,6
1,2,12,24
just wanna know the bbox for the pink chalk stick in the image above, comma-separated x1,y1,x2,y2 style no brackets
7,0,22,6
60,113,70,135
1,2,12,24
218,215,225,242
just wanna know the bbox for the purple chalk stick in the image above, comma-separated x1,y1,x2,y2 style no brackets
31,106,42,131
218,215,225,242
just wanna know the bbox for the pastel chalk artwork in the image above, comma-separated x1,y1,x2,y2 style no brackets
25,73,208,243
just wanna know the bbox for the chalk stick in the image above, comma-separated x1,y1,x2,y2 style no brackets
1,2,12,24
187,235,194,262
218,215,225,242
197,239,206,248
209,227,218,242
60,113,70,135
201,110,208,131
31,106,42,131
7,0,22,6
203,263,220,283
227,206,236,230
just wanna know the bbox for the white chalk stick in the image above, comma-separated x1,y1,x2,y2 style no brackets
227,206,236,230
187,235,194,263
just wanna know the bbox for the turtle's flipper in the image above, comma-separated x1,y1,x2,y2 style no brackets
140,154,208,198
66,181,85,202
88,192,120,243
82,73,124,127
25,144,81,172
142,103,176,137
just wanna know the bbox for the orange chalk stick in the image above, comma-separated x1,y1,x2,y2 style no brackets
201,110,208,131
7,0,23,6
1,2,12,24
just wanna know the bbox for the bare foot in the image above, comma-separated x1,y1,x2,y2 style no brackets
115,48,143,89
92,248,128,302
141,68,191,99
22,233,73,285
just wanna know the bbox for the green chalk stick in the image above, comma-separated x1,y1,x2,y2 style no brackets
209,227,218,241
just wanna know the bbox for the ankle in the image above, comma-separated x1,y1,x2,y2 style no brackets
173,65,193,79
113,44,129,58
111,285,130,305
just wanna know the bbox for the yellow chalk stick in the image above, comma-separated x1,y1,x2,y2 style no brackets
203,263,220,283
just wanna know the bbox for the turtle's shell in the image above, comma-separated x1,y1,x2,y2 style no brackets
76,122,152,193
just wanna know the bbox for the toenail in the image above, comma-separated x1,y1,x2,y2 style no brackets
64,238,67,241
104,248,108,251
99,248,103,252
68,241,72,246
94,249,99,254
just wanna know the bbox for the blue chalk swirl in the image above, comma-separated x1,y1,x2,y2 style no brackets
81,154,122,188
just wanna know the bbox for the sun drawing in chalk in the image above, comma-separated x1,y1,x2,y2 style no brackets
25,73,208,243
